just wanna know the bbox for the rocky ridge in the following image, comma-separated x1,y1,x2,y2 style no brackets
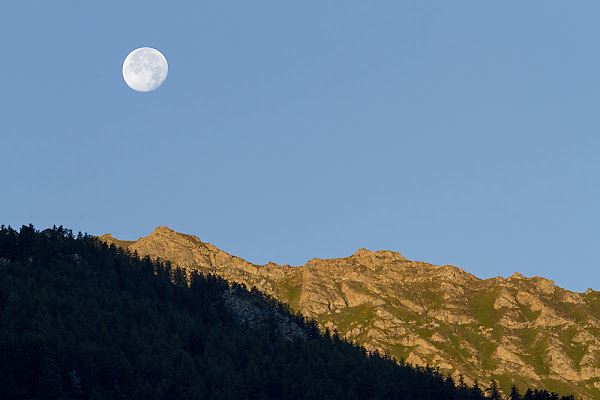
99,227,600,399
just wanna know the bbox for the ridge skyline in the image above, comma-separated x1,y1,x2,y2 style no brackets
100,225,600,399
101,226,595,294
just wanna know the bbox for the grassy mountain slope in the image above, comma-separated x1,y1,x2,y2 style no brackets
101,226,600,399
2,224,531,400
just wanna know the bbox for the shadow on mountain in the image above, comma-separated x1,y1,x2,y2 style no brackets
0,225,577,400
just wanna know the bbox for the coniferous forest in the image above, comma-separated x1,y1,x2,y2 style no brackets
0,225,578,400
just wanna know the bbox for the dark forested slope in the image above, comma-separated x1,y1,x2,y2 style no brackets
0,225,576,400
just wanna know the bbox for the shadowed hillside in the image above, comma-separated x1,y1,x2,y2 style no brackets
3,224,577,400
100,226,599,399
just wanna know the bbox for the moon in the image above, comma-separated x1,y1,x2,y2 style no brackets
122,47,168,92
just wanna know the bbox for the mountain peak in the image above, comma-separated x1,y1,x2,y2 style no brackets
153,226,174,234
352,248,373,257
351,248,407,262
97,227,600,400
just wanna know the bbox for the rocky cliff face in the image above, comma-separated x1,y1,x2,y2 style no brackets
99,227,600,399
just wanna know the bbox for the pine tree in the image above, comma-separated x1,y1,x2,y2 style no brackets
487,379,502,400
472,379,485,400
509,385,522,400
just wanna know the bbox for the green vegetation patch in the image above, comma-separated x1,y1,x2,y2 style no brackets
517,327,549,375
279,279,302,311
585,292,600,316
333,303,377,340
472,332,498,370
471,288,499,327
558,325,587,369
540,379,586,400
517,303,542,323
491,373,532,399
383,342,414,363
424,324,473,366
559,301,593,324
415,280,445,309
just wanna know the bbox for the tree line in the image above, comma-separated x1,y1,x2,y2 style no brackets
0,225,579,399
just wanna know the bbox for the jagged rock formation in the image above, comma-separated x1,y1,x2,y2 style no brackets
99,227,600,399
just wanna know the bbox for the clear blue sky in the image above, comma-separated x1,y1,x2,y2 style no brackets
2,2,598,292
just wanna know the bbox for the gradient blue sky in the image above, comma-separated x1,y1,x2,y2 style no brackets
2,2,598,292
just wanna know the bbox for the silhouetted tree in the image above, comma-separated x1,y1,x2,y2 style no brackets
472,379,485,400
509,385,522,400
487,379,502,400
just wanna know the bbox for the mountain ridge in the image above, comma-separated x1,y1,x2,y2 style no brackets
101,226,587,293
100,226,600,400
8,224,506,399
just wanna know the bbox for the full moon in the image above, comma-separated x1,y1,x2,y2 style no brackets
122,47,168,92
